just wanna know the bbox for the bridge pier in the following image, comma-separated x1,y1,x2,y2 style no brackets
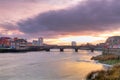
75,48,78,52
60,48,64,52
89,47,94,52
45,48,50,52
91,48,94,52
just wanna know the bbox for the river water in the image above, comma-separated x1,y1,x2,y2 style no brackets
0,49,105,80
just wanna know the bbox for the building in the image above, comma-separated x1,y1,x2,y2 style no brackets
0,37,11,48
11,38,28,50
38,37,43,46
105,36,120,48
32,40,38,46
32,37,44,46
71,41,77,46
27,42,33,47
96,43,105,48
103,36,120,55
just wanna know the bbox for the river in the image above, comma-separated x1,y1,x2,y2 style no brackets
0,49,105,80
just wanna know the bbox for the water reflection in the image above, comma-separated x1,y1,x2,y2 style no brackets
0,50,104,80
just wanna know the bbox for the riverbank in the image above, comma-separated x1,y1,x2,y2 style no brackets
87,63,120,80
91,54,120,65
87,54,120,80
0,48,44,53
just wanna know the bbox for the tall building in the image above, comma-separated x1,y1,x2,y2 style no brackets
32,37,44,46
71,41,77,46
38,37,43,46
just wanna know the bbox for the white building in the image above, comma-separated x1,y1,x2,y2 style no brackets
71,41,77,46
38,37,43,46
32,37,44,46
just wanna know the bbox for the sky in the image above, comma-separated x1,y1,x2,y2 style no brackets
1,0,120,45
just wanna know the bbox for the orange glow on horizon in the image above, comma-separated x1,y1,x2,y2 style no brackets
59,36,106,44
44,36,106,45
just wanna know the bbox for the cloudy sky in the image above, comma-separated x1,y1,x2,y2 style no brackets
0,0,120,45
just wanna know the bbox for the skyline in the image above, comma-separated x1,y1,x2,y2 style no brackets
0,0,120,45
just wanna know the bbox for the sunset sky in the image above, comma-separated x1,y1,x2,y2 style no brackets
0,0,120,45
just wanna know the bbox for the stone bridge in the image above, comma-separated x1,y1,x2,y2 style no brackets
29,45,96,52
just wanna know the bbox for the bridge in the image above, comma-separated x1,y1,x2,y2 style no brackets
28,45,99,52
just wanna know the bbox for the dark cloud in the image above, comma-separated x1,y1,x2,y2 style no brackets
1,22,18,30
3,0,120,37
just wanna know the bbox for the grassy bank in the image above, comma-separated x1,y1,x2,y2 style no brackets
91,54,120,65
86,54,120,80
87,64,120,80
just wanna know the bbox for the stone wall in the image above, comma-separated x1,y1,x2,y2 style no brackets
103,48,120,55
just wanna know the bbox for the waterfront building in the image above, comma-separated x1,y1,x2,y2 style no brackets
105,36,120,48
32,37,44,46
32,40,38,46
71,41,77,46
103,36,120,55
27,42,33,47
96,43,105,49
38,37,43,46
11,38,28,50
0,37,11,48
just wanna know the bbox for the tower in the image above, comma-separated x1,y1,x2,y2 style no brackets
71,41,77,46
38,37,43,46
